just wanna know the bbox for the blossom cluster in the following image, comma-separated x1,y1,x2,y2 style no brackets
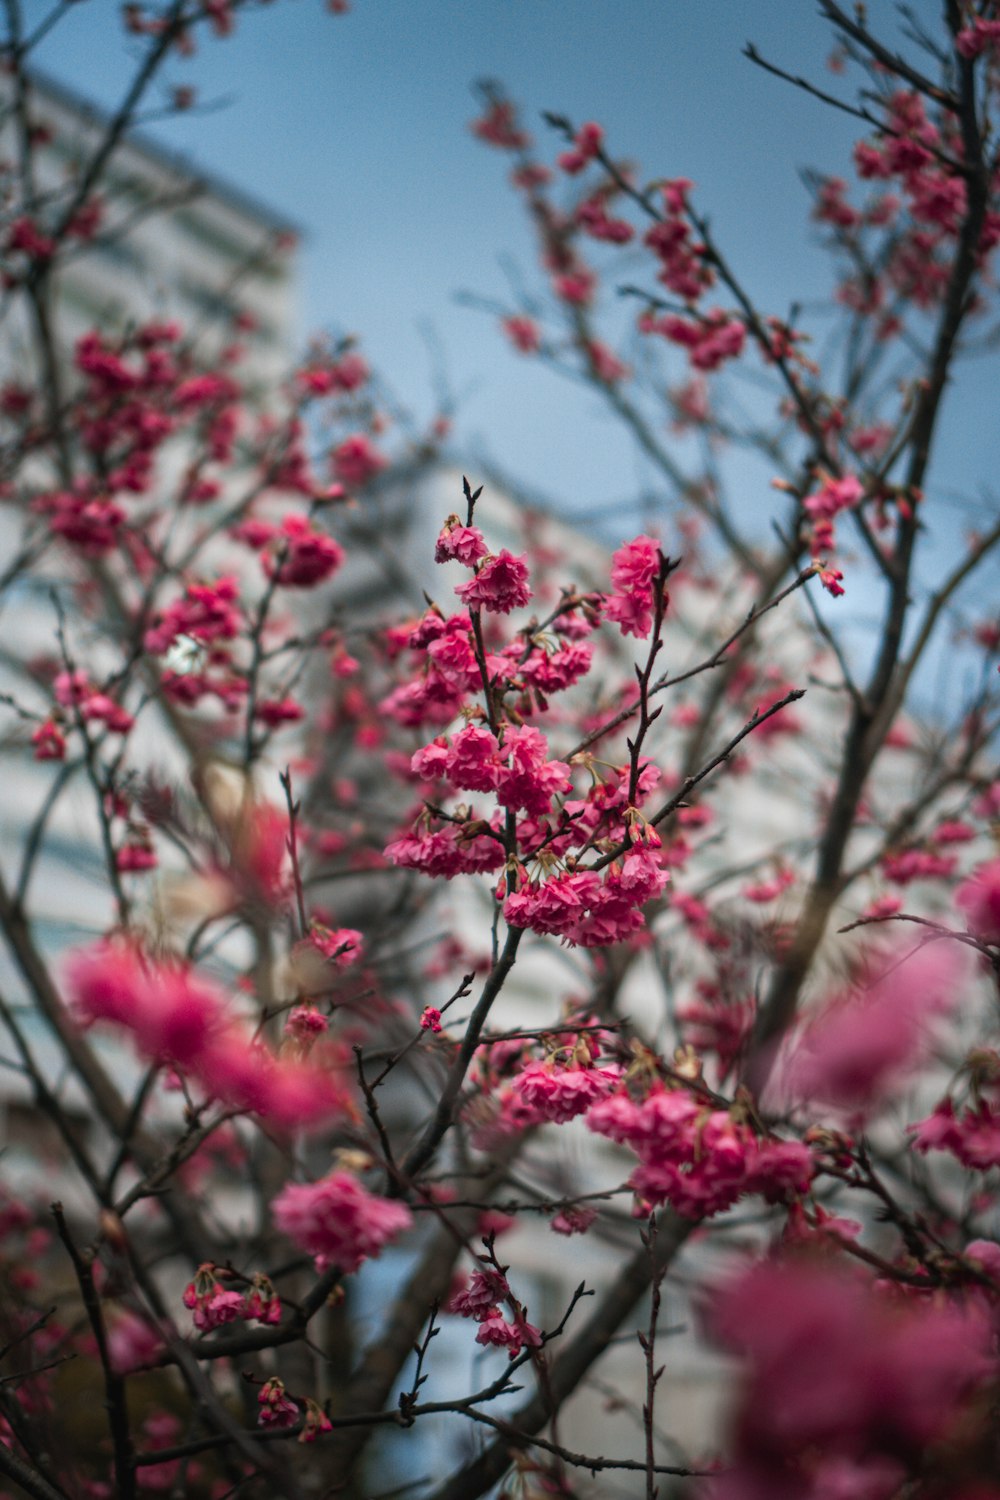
603,532,662,639
66,942,348,1131
780,943,961,1121
271,1169,413,1273
588,1083,813,1219
382,529,678,946
447,1266,543,1359
255,1378,333,1443
182,1264,282,1331
710,1256,990,1500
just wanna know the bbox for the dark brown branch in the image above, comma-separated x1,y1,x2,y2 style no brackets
818,0,958,106
746,18,990,1082
0,1443,70,1500
425,1208,696,1500
400,924,524,1184
52,1203,135,1500
569,566,815,758
649,688,807,833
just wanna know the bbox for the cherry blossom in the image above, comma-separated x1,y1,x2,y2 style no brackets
455,549,532,614
272,1170,412,1273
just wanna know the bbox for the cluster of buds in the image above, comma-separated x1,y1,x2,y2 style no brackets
182,1264,281,1332
448,1264,544,1359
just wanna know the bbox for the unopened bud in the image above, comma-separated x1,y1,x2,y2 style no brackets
99,1210,128,1253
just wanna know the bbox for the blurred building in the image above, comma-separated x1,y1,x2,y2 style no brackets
0,68,298,386
0,70,300,1170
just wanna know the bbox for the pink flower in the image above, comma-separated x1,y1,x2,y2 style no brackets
550,1205,596,1235
7,215,54,260
909,1098,1000,1171
644,182,714,301
814,175,862,229
264,515,343,588
677,986,755,1075
420,1006,443,1032
557,120,603,174
963,1239,1000,1283
40,489,126,555
908,1097,964,1155
881,847,957,885
553,269,595,305
934,819,975,844
65,942,146,1030
610,533,659,594
850,423,892,454
254,696,305,726
780,943,961,1118
106,1312,163,1373
331,433,387,488
644,309,745,369
445,724,502,792
182,1264,246,1331
587,1085,696,1151
284,1005,329,1044
709,1256,989,1499
520,640,592,695
31,720,66,760
257,1377,299,1430
82,693,133,733
174,373,236,407
300,1398,333,1443
627,1110,758,1218
803,473,864,520
246,1052,348,1134
133,1410,183,1492
956,18,1000,58
448,1268,510,1319
116,841,157,872
744,1139,813,1201
588,1085,810,1219
54,669,90,707
67,943,346,1131
618,842,669,903
474,1308,543,1357
513,1061,618,1124
385,822,505,879
306,923,363,967
861,893,903,921
504,869,603,938
244,1274,282,1325
577,200,633,246
584,338,629,381
297,352,370,396
455,550,532,614
496,725,571,816
272,1170,412,1273
470,99,530,151
742,870,794,904
410,737,450,782
434,519,488,567
501,316,541,354
604,534,661,640
956,858,1000,943
67,944,228,1067
143,576,242,655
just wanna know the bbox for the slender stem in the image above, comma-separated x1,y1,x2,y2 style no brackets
52,1204,135,1500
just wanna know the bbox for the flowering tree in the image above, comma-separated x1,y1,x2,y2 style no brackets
0,3,998,1499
